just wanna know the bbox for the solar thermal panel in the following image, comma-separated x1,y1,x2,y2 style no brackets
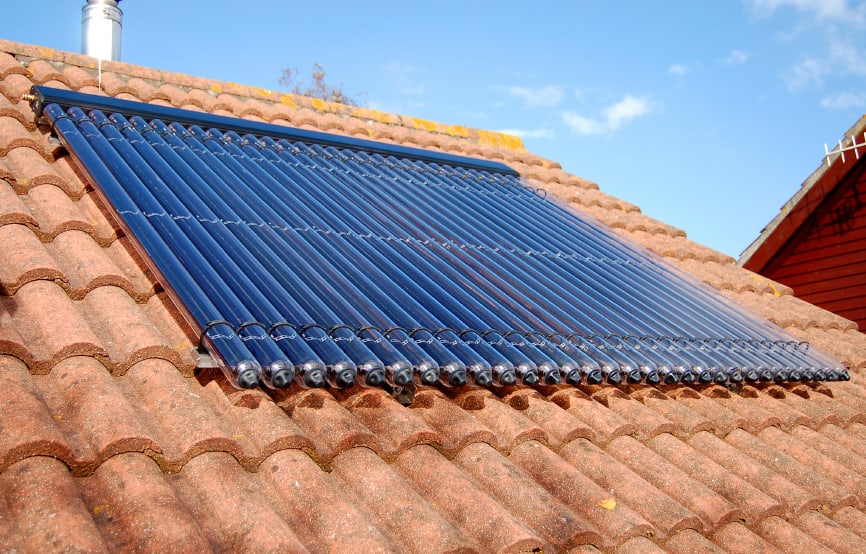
28,85,849,394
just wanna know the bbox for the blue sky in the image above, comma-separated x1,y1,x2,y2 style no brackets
5,0,866,258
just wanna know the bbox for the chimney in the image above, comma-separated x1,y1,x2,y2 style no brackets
81,0,123,61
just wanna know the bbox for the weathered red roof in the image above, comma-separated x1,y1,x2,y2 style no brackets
3,39,866,552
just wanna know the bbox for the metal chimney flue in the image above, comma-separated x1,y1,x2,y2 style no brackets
82,0,122,61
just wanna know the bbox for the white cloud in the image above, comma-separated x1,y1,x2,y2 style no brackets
497,128,555,140
562,95,652,136
506,85,565,107
746,0,864,22
785,57,827,90
784,40,866,91
820,91,866,108
668,64,691,75
829,39,866,76
720,49,751,65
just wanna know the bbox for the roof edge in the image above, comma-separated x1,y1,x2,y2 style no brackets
0,38,526,153
739,114,866,271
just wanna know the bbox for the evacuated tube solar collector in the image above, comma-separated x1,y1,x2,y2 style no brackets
28,85,849,392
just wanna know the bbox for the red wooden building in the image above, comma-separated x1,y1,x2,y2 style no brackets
741,116,866,332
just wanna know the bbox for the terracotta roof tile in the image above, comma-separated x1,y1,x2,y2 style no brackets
794,509,866,552
831,506,866,541
117,359,258,471
0,179,37,228
560,438,704,537
668,387,752,435
278,388,381,462
703,385,784,433
0,356,75,472
169,452,310,551
615,536,666,554
51,230,155,301
0,50,26,77
77,452,211,552
260,448,396,552
550,387,637,444
395,444,545,553
709,522,780,554
592,387,679,439
23,186,117,245
0,457,108,552
817,422,866,459
501,388,594,446
331,446,477,553
688,430,822,514
664,528,728,553
3,146,77,195
33,356,158,475
455,389,549,451
405,389,498,455
725,428,857,510
0,93,36,130
26,59,68,86
338,388,441,458
510,440,654,548
757,425,866,504
757,515,836,553
5,280,106,372
646,432,785,525
631,387,716,437
0,223,65,295
0,71,35,99
60,65,99,90
454,442,603,549
606,434,742,531
4,39,866,552
0,119,47,157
